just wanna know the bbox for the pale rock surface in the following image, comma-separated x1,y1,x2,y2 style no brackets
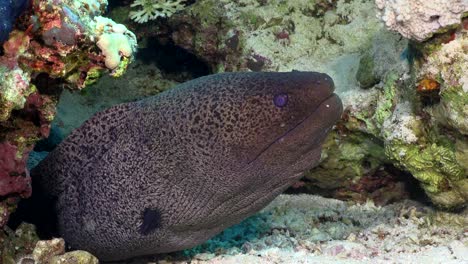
375,0,468,41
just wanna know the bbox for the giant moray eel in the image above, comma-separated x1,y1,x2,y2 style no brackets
31,71,343,261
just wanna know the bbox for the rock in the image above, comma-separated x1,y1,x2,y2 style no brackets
32,238,65,263
49,251,99,264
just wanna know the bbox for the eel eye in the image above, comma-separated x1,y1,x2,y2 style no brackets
273,93,288,108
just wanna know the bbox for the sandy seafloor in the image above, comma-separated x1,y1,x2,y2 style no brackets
122,194,467,264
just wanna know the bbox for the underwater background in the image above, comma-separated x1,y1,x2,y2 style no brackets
0,0,467,263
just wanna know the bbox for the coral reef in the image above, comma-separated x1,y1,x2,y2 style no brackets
0,0,137,227
375,0,468,41
1,0,463,261
161,0,384,79
381,21,468,209
130,0,186,23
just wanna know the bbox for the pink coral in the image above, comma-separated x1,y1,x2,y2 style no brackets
0,142,31,198
0,0,136,228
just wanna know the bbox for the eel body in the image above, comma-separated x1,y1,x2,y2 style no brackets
32,71,343,261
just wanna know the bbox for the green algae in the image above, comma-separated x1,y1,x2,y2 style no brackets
305,131,387,190
437,85,468,134
385,139,466,208
110,56,131,78
83,67,103,87
348,72,399,138
239,10,267,30
190,1,230,29
374,73,398,128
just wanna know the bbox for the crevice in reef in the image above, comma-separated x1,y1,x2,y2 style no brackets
7,175,59,240
286,165,432,207
137,36,211,82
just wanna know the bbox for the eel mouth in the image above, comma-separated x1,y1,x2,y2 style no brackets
248,93,343,165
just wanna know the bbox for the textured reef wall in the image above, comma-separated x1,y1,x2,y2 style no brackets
0,0,137,241
130,0,467,209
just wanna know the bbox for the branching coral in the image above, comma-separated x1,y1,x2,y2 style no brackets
129,0,185,23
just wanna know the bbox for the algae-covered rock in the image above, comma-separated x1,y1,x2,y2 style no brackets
32,238,65,263
0,0,138,228
164,0,383,80
49,250,99,264
1,223,39,264
420,30,468,135
356,51,379,89
384,140,466,208
1,225,98,264
305,132,387,191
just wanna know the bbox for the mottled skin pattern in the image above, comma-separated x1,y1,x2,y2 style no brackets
32,72,342,261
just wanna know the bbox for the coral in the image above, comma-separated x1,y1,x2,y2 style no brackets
0,66,33,122
49,251,99,264
356,51,379,89
1,225,98,263
375,0,468,42
29,0,138,82
0,142,32,198
380,86,466,209
381,102,422,144
433,85,468,135
304,131,388,192
0,0,29,43
376,19,468,209
385,141,465,202
1,223,39,264
420,29,468,135
129,0,185,23
0,0,137,228
161,0,383,78
95,17,137,71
